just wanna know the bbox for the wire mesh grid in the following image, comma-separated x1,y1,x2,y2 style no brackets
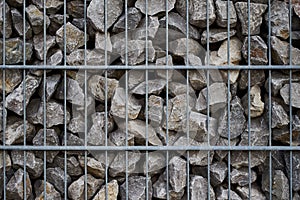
1,0,300,199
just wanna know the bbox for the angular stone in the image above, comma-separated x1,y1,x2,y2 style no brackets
242,36,268,65
216,187,242,200
120,176,152,200
93,180,118,200
280,83,300,108
135,0,175,15
0,150,12,173
56,22,86,54
215,0,237,28
47,49,63,65
68,113,85,134
294,1,300,18
78,156,105,179
242,85,264,118
95,32,113,52
86,49,108,65
38,74,61,101
0,38,33,64
5,74,41,115
238,70,265,90
110,130,135,146
143,152,165,175
284,152,300,192
49,14,69,35
67,1,84,18
215,136,239,160
196,82,230,113
3,118,35,145
236,184,266,199
88,75,119,102
68,174,103,200
231,167,257,186
169,38,204,58
265,0,289,40
32,128,60,163
168,82,195,97
11,8,32,39
33,34,56,60
148,95,164,126
235,2,267,35
189,70,207,91
0,69,22,94
27,99,70,128
176,0,216,28
218,96,246,139
6,169,32,200
262,169,289,199
209,161,228,186
271,36,300,65
231,116,268,168
132,79,166,95
46,167,72,195
207,37,242,65
53,156,83,177
112,7,142,33
32,0,63,14
190,175,215,200
152,173,167,199
271,101,289,128
201,29,236,44
34,180,61,200
63,133,85,154
169,156,186,193
111,87,142,119
0,2,12,38
11,150,43,179
26,5,50,34
87,0,123,32
159,12,200,40
135,16,159,40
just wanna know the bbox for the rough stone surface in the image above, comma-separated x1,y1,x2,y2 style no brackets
6,169,32,200
32,0,63,14
134,16,160,40
215,0,237,27
231,168,257,186
209,161,228,186
132,79,166,95
216,187,242,200
143,152,165,175
271,101,289,128
47,49,63,65
0,69,22,94
169,156,186,193
169,38,204,58
201,29,236,44
112,7,142,33
280,83,300,108
190,176,215,200
238,70,265,90
0,2,12,38
46,167,72,195
189,70,207,90
34,180,62,200
120,176,152,200
11,8,32,39
242,36,268,65
284,152,300,192
93,180,118,200
78,156,105,179
235,2,267,35
53,156,83,177
242,85,265,118
148,95,164,126
95,32,113,52
67,1,84,18
38,74,61,101
26,4,50,34
236,184,266,199
33,34,56,61
135,0,175,15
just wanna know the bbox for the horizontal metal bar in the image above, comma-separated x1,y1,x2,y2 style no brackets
1,65,300,70
0,145,299,151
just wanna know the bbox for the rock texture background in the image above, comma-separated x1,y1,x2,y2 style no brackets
1,0,300,199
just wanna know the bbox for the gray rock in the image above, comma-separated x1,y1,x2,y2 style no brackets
215,136,239,160
271,101,289,128
0,38,33,64
11,150,43,179
89,75,119,102
56,22,86,54
284,152,300,192
294,1,300,18
176,0,216,28
67,1,84,18
201,29,236,44
169,38,204,58
159,12,200,40
63,133,85,154
155,55,174,81
110,130,135,146
271,36,300,65
132,79,166,95
26,5,50,34
238,70,265,90
86,49,108,66
196,82,230,113
215,0,237,27
0,69,22,94
293,193,300,200
135,16,159,40
148,95,164,126
190,175,215,200
135,0,175,15
34,180,62,200
32,0,63,14
38,74,61,101
216,187,242,200
32,129,60,163
78,156,105,179
265,0,289,40
242,85,264,118
152,173,167,199
128,70,145,89
231,116,268,168
0,150,12,173
218,96,246,139
47,49,63,65
3,118,35,145
210,161,228,186
235,2,267,35
168,82,195,97
207,37,242,65
0,2,12,38
68,174,103,200
112,7,142,33
242,36,268,65
33,34,56,60
120,176,152,200
262,169,289,200
184,54,202,66
95,32,113,52
189,70,207,91
5,74,41,115
280,83,300,108
67,113,85,134
169,156,186,193
93,180,118,200
11,8,32,39
46,167,72,195
143,152,165,175
6,169,32,200
53,156,83,177
236,184,266,200
111,87,142,119
87,0,123,32
231,167,257,186
49,14,70,35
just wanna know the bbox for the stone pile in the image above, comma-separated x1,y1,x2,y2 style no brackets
1,0,300,199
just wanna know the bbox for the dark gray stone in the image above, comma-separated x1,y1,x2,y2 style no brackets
152,173,167,199
210,161,228,186
169,38,204,58
190,175,215,200
120,176,152,200
34,180,62,200
68,113,85,134
201,29,236,44
284,152,300,192
135,0,175,15
33,34,56,61
231,167,257,186
238,70,265,90
0,69,22,94
169,156,186,193
67,1,84,18
280,83,300,108
236,184,266,200
112,7,142,33
46,167,72,195
11,8,32,39
32,0,63,14
110,130,135,146
53,156,83,177
135,16,160,40
26,4,50,34
271,101,289,128
89,75,119,102
189,70,207,91
216,187,242,200
38,74,61,101
242,36,268,65
215,0,237,27
6,169,32,200
0,2,12,38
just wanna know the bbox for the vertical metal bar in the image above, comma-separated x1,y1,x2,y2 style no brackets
104,0,108,199
43,0,47,197
145,0,149,199
206,0,210,198
289,0,293,199
63,0,67,196
23,0,27,195
2,1,6,197
268,0,272,198
227,0,231,198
